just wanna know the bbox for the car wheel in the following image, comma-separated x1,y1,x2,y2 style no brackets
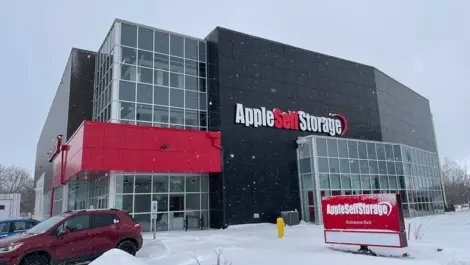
20,254,49,265
117,240,137,256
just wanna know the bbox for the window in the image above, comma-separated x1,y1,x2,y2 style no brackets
13,222,27,231
25,221,37,229
170,73,184,89
337,140,348,158
0,205,4,210
121,64,136,81
199,93,207,111
327,139,338,157
367,143,377,159
154,53,169,71
137,67,153,84
170,194,184,211
170,88,184,107
91,214,119,228
64,215,90,232
185,91,199,109
185,39,198,60
0,223,7,233
170,57,184,73
138,27,153,51
347,141,358,158
153,106,169,123
198,41,206,62
154,70,169,86
170,176,184,192
121,23,137,48
138,50,153,68
120,102,135,120
153,194,169,212
170,35,184,57
198,63,206,78
299,158,311,173
316,139,327,156
154,86,169,106
119,81,136,102
186,176,200,192
121,47,137,65
199,78,206,92
358,142,368,159
154,31,169,54
169,108,184,125
185,60,198,76
137,83,153,104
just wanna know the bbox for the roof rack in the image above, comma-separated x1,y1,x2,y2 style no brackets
61,208,122,214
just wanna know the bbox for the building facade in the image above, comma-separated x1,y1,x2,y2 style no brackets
34,19,445,231
33,48,96,219
297,136,444,225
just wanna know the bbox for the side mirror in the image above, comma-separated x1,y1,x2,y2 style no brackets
57,227,70,237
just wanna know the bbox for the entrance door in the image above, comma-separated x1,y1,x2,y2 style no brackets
96,197,107,209
308,191,315,223
0,200,11,220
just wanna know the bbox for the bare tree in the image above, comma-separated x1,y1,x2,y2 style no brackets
0,165,35,214
441,158,469,205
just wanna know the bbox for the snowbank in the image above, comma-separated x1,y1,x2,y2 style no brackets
135,212,470,265
90,249,147,265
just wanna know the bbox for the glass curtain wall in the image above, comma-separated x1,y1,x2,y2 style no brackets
67,175,110,211
67,183,88,211
402,146,444,216
93,23,115,122
114,173,210,232
88,176,109,209
116,22,208,130
298,136,445,224
52,185,64,216
43,191,51,219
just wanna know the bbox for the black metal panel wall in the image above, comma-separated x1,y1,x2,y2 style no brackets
68,49,96,139
374,69,437,153
206,29,226,228
206,27,381,226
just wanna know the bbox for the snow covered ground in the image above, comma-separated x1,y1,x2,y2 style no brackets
92,211,470,265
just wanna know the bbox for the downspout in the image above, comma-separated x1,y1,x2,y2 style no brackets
49,188,55,217
50,144,69,217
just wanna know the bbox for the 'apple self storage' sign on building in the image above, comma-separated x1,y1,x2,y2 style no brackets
234,103,348,136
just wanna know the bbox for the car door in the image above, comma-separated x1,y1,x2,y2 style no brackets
50,214,95,263
89,213,120,257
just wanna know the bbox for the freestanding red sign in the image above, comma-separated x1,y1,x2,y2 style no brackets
322,194,408,248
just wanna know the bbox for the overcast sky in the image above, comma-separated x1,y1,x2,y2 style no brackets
1,0,469,174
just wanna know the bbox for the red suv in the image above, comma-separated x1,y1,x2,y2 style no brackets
0,209,143,265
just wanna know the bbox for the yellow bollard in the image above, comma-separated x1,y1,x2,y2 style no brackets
277,217,285,238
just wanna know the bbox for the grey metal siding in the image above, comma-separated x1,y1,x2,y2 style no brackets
34,53,72,193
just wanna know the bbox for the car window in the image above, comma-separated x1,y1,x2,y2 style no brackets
25,221,36,229
91,214,119,228
0,223,8,233
13,222,27,232
64,215,90,232
26,215,67,235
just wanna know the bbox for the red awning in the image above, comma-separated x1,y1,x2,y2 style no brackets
52,121,222,187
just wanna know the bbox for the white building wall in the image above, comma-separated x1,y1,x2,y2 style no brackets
0,193,21,220
34,173,45,220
